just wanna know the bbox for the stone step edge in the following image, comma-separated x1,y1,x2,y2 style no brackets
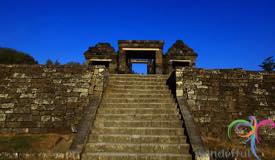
108,80,167,82
106,89,171,92
92,127,183,130
100,106,176,108
82,152,188,157
86,142,189,147
108,82,167,84
98,108,176,110
105,93,172,96
104,96,173,99
108,82,166,85
103,98,174,100
88,134,187,142
96,114,180,116
108,84,168,87
99,106,177,108
101,103,176,105
108,80,168,82
109,74,168,76
107,88,169,90
93,120,181,124
108,77,168,79
88,134,186,138
94,119,180,121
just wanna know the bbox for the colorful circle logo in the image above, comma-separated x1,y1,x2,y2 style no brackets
228,116,275,160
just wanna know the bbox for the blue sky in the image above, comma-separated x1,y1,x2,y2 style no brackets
0,0,274,71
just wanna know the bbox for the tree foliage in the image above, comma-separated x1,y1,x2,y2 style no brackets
45,59,53,65
54,60,61,65
65,61,82,66
259,56,275,72
0,47,37,64
45,59,61,66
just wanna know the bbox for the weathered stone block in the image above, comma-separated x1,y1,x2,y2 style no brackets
176,90,183,97
80,92,88,97
73,88,88,93
68,97,78,103
197,85,208,89
0,152,18,159
0,103,14,109
187,99,196,106
0,113,6,121
41,115,51,122
0,94,8,98
20,93,36,98
52,116,62,122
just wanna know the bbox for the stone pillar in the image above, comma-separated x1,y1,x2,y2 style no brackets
129,62,132,73
118,50,126,73
92,65,106,97
147,61,154,74
155,50,163,74
109,54,118,74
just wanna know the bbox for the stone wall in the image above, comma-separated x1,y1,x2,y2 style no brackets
175,68,275,148
0,65,104,134
0,152,80,160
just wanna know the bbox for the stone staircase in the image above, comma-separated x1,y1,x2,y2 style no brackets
82,74,192,160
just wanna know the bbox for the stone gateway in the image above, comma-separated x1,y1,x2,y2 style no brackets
84,40,197,74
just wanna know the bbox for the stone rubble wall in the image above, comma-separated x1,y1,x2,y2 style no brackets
176,68,275,147
0,65,104,134
0,152,80,160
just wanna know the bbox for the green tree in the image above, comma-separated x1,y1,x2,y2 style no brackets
0,47,37,64
259,56,275,72
46,59,62,65
54,60,61,65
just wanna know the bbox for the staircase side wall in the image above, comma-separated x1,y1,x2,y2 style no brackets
0,65,104,134
176,68,275,158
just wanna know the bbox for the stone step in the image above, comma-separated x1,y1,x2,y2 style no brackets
109,75,167,78
108,84,168,90
109,74,168,78
91,127,184,135
103,98,174,103
104,93,172,99
88,134,187,144
84,143,189,154
97,108,177,114
82,152,192,160
81,74,193,159
93,120,182,128
108,81,166,85
100,103,177,108
106,88,171,94
96,114,180,121
109,76,168,82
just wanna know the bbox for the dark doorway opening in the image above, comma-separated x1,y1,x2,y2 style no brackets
91,61,110,67
125,50,156,74
172,61,190,69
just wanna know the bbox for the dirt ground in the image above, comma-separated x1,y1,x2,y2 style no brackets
0,133,74,152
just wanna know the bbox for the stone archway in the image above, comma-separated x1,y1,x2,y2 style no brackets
118,40,164,74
